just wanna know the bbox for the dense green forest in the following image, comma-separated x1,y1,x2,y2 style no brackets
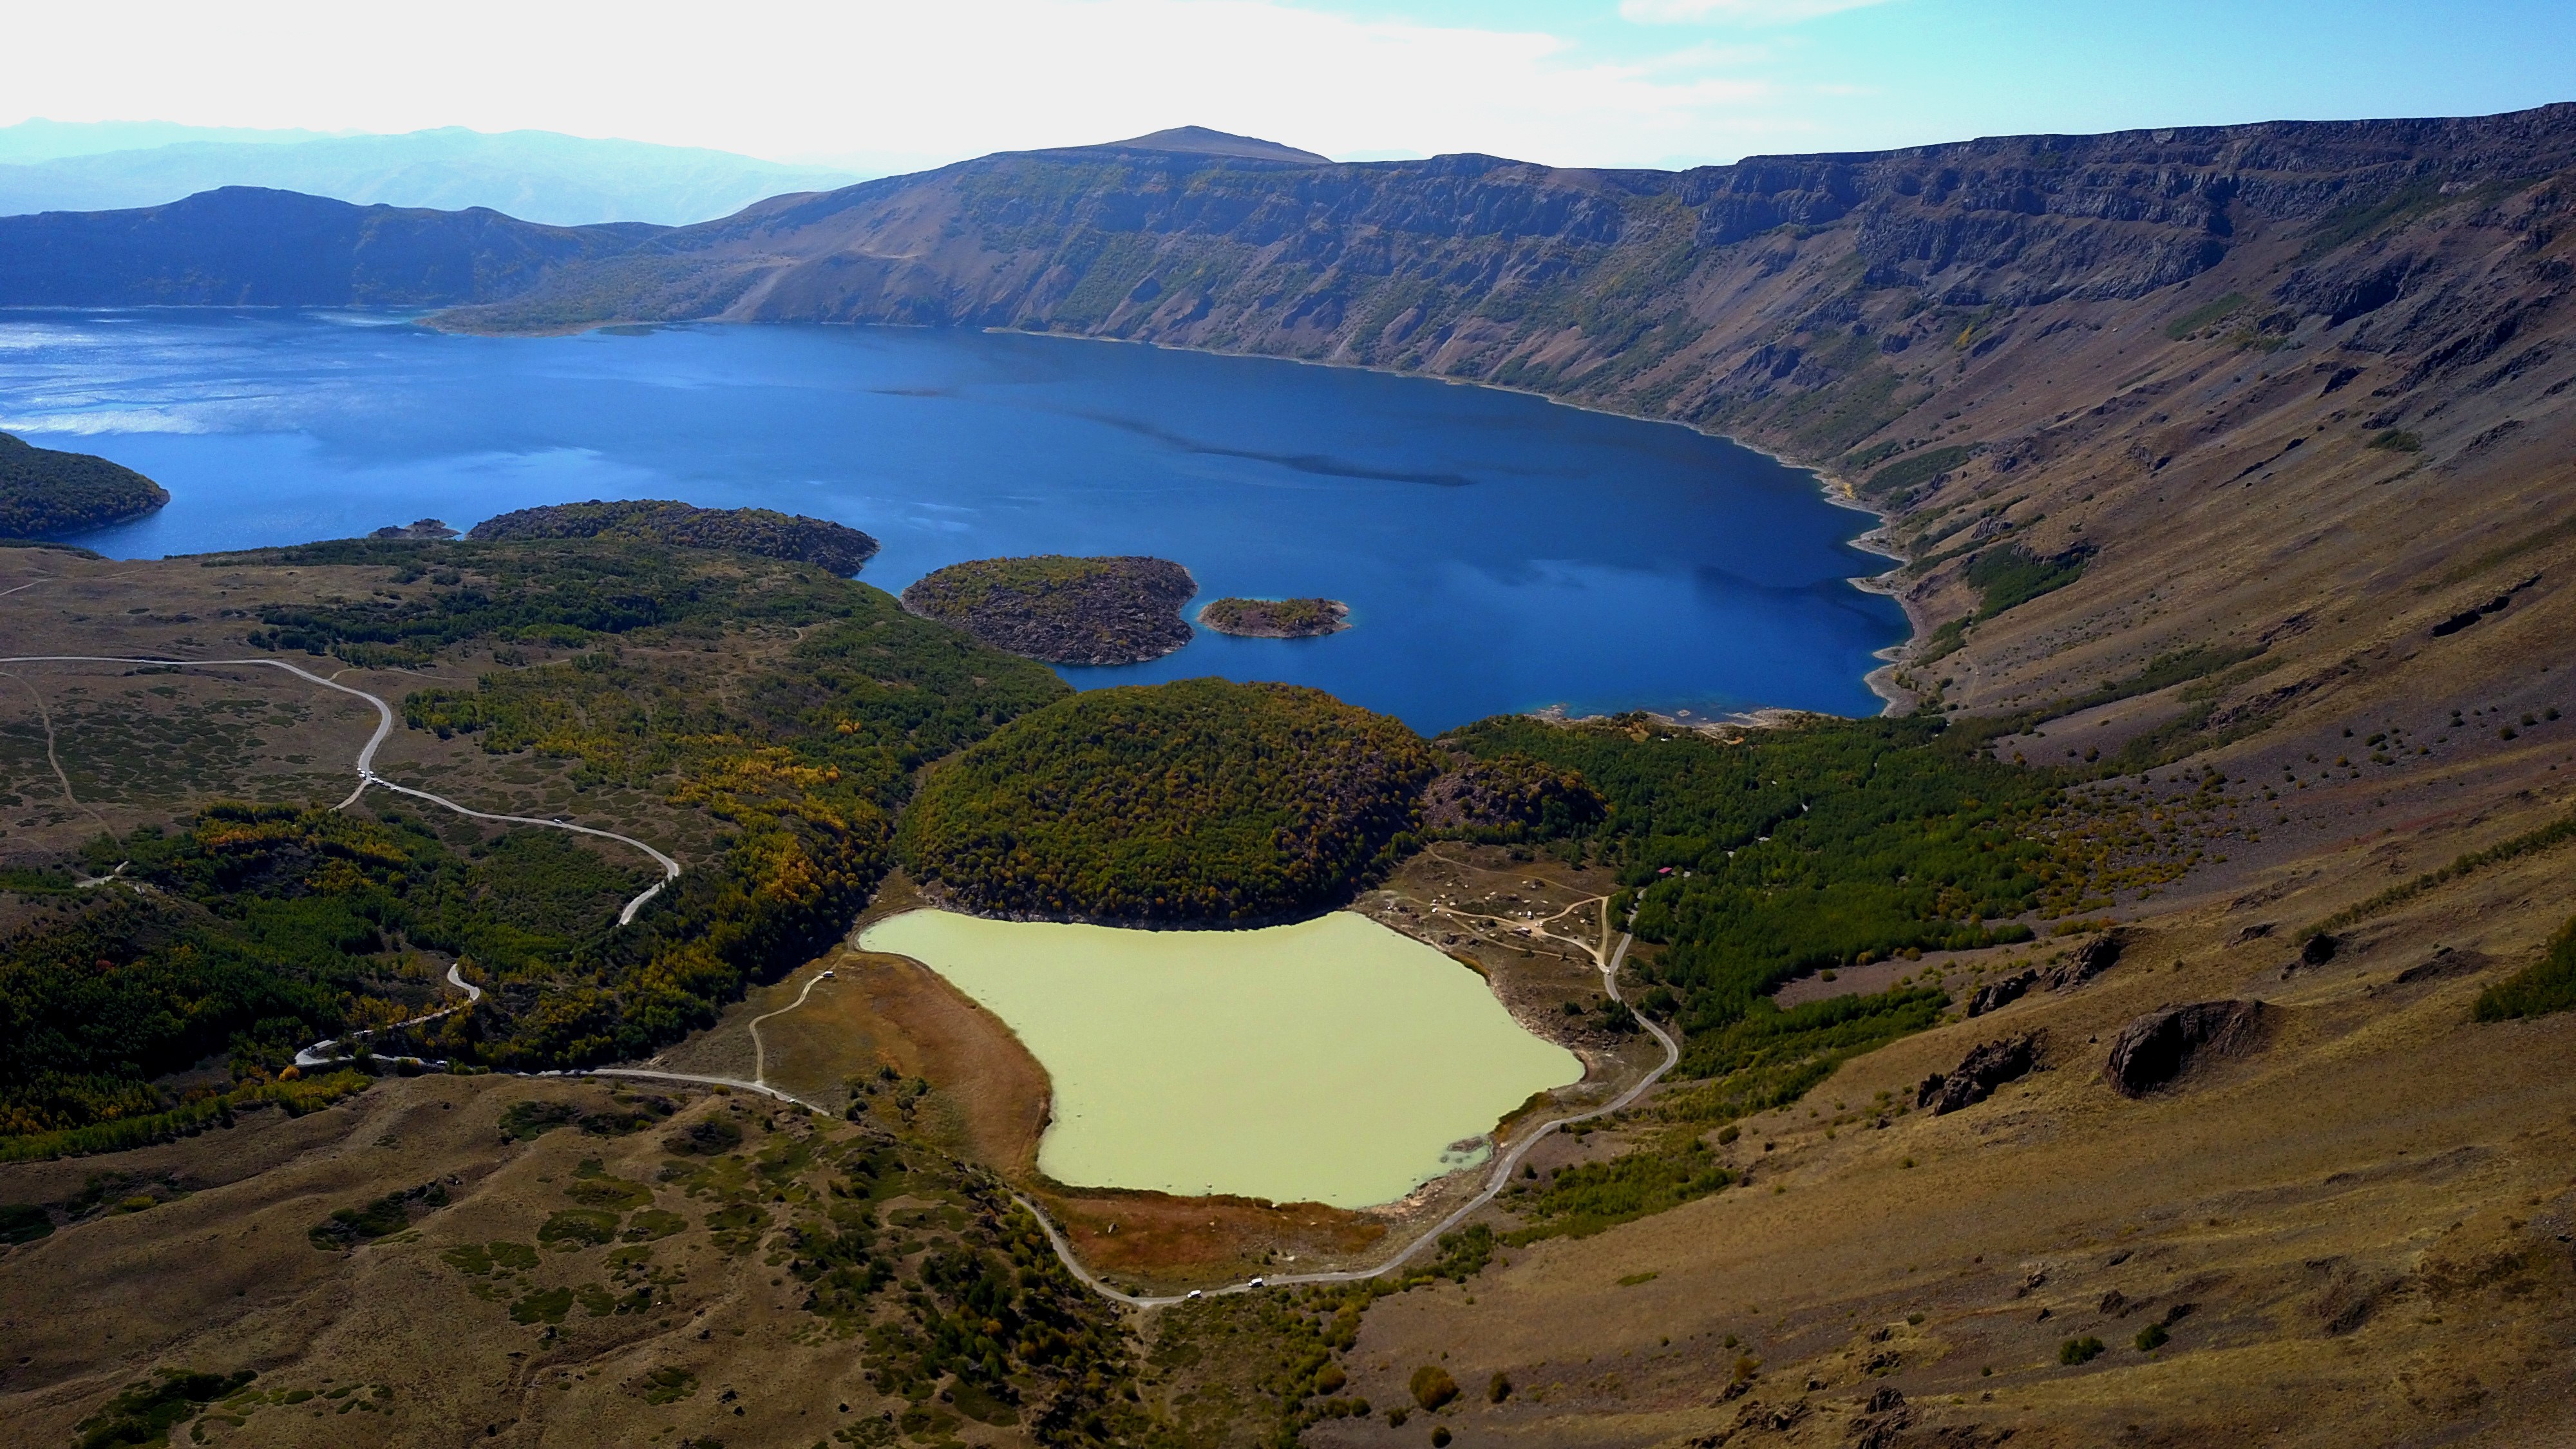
1443,714,2050,1041
0,540,1063,1146
464,499,880,574
0,430,170,537
899,679,1441,923
0,804,645,1137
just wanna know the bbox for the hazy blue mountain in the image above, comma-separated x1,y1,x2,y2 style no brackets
0,187,658,307
0,118,330,164
0,124,867,225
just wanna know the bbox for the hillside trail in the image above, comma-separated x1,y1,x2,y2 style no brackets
0,654,678,909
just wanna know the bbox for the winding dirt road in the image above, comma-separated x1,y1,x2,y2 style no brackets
6,652,1683,1310
0,655,678,916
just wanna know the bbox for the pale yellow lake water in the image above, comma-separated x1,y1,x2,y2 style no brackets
857,909,1582,1208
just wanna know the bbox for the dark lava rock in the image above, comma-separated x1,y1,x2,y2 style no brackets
2300,932,2340,967
1421,753,1605,837
2047,930,2124,990
1917,1032,2044,1115
2103,1001,2269,1097
372,517,457,539
469,498,880,574
1965,969,2038,1017
2393,945,2492,985
900,554,1195,665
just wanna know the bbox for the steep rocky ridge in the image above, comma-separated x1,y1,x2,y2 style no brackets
435,107,2576,772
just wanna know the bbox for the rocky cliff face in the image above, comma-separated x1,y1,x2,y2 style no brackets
449,107,2576,772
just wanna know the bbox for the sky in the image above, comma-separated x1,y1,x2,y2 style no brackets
9,0,2574,175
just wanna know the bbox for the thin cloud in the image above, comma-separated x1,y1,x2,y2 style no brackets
1620,0,1899,24
2,0,1799,171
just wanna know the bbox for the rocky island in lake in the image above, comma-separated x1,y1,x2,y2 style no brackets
1198,596,1349,638
901,554,1195,665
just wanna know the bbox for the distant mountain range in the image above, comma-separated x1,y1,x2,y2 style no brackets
0,187,658,308
0,121,865,226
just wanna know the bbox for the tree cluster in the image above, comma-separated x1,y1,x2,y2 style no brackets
900,679,1441,924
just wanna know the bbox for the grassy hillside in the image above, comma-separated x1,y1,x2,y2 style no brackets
0,537,1063,1146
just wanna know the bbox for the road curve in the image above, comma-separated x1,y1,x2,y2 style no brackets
296,962,484,1068
1084,899,1680,1307
0,654,677,920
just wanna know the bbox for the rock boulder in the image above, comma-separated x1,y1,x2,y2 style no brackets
1916,1032,2045,1115
2103,1001,2269,1097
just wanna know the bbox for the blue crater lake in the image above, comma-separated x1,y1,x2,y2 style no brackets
0,310,1904,732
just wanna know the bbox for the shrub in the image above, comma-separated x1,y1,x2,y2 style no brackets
69,1368,255,1449
2059,1335,2105,1365
663,1116,743,1155
1432,1429,1453,1448
2136,1321,2170,1351
1410,1365,1459,1411
0,1202,54,1244
2164,292,2250,339
1965,542,2093,620
1488,1370,1513,1403
537,1209,620,1249
1862,444,1973,498
2474,916,2576,1021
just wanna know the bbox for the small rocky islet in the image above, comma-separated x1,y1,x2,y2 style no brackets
899,554,1197,665
1197,595,1350,638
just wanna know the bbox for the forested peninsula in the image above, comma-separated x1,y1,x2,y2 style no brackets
0,431,168,537
467,498,879,574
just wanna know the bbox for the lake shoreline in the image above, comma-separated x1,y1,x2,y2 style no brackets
441,312,1922,718
962,326,1927,718
23,310,1905,728
857,905,1582,1209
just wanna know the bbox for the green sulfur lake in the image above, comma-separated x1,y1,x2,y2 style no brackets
857,909,1582,1208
